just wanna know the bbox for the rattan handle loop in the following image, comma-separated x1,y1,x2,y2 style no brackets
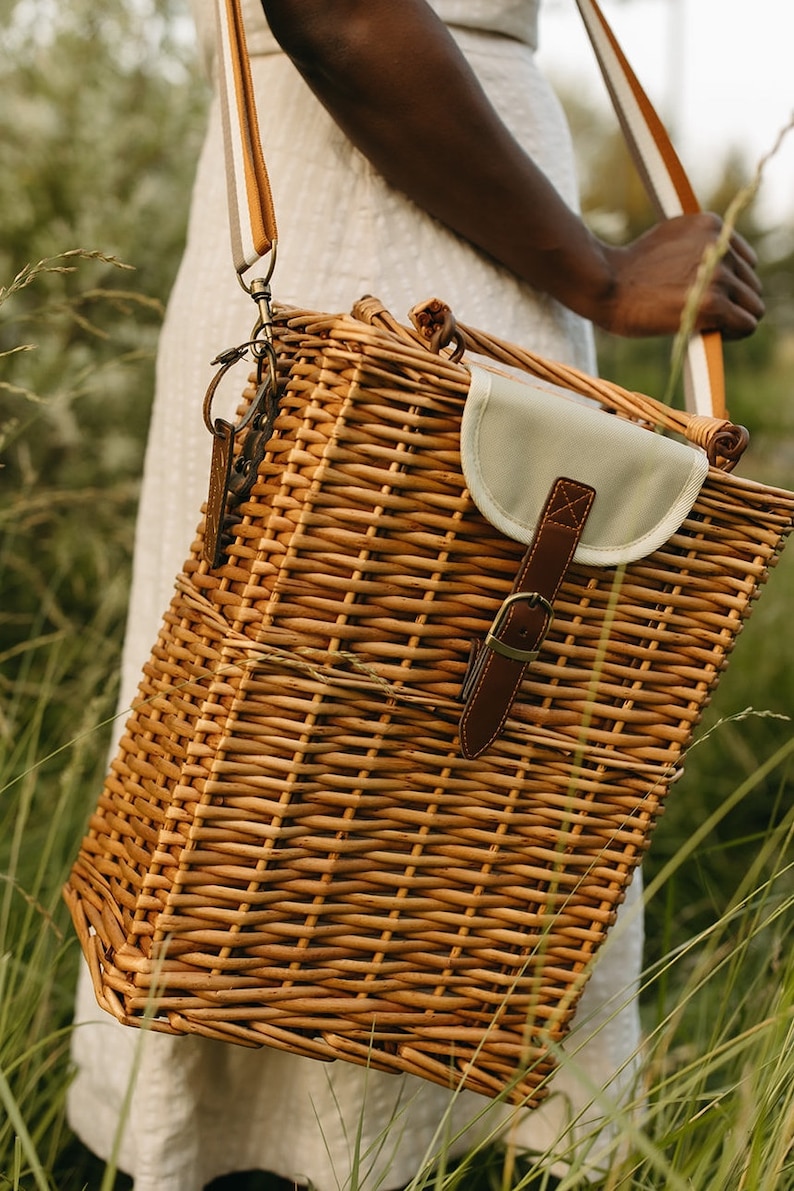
358,296,747,470
351,295,426,347
686,416,750,471
409,298,466,362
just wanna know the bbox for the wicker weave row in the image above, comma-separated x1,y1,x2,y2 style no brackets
66,299,794,1105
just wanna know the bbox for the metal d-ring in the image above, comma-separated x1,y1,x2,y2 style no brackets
236,241,278,296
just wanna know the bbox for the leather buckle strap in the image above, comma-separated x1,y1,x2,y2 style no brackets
482,591,555,664
459,477,596,760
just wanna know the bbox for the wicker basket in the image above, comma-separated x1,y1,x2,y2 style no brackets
65,297,794,1106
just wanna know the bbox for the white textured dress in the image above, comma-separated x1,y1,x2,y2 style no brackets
69,3,644,1187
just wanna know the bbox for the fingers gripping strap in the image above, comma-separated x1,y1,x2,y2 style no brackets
575,0,725,419
215,0,277,274
459,478,595,760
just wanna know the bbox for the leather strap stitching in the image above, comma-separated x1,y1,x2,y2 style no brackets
459,477,595,759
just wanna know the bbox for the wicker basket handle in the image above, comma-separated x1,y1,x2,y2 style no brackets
458,321,746,470
406,298,747,472
215,0,727,419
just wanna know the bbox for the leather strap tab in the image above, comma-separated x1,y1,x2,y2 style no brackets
459,477,596,760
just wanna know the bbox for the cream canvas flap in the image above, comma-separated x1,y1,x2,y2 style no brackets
461,364,710,567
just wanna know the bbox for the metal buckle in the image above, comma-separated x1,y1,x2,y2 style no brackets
484,591,554,663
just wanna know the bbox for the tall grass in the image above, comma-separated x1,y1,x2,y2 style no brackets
1,15,206,1182
1,253,141,1191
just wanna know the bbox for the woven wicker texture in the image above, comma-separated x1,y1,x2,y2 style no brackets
65,299,794,1105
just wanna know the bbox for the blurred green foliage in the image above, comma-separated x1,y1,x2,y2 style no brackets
1,0,208,751
0,0,208,491
0,6,207,1185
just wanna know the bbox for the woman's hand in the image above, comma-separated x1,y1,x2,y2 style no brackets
261,0,764,343
589,213,765,340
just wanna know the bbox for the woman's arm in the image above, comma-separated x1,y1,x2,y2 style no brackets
260,0,763,339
